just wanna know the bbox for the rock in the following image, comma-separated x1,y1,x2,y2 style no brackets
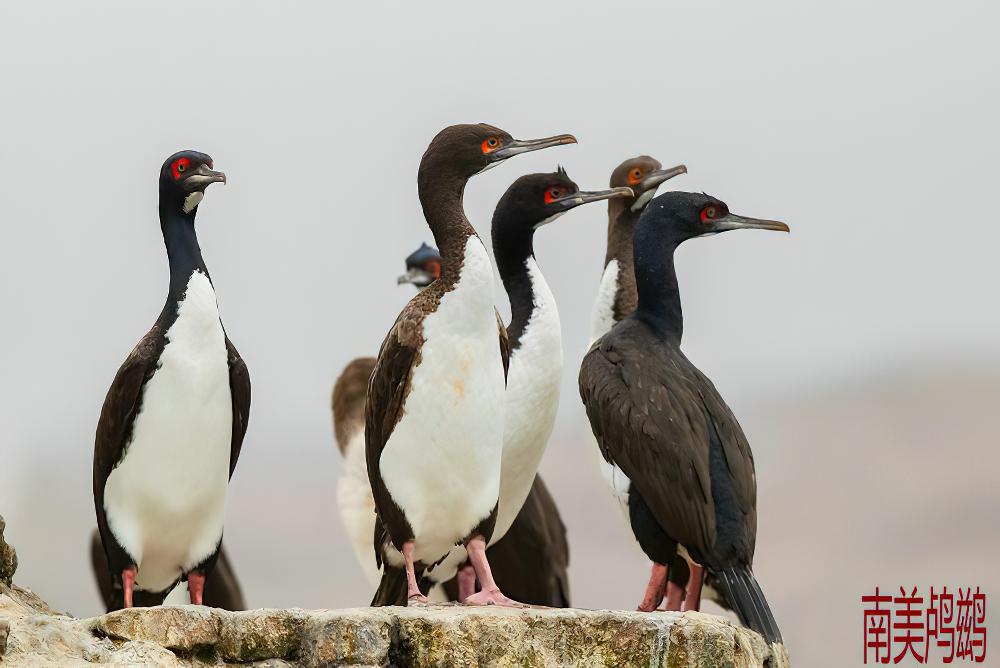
0,516,17,586
0,582,790,667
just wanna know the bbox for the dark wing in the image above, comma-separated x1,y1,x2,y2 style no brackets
579,330,715,554
694,368,758,561
523,475,571,606
94,327,163,495
225,337,251,479
496,308,510,382
89,529,113,610
204,543,246,611
93,327,164,579
365,306,421,562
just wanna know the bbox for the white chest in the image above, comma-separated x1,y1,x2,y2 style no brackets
337,427,381,586
103,270,233,592
589,259,620,345
379,237,506,565
494,257,563,542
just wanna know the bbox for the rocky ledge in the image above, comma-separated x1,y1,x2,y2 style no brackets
0,591,789,667
0,519,788,666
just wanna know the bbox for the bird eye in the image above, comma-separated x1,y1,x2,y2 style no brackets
481,137,502,154
628,168,643,185
700,205,718,223
171,158,191,181
544,187,564,204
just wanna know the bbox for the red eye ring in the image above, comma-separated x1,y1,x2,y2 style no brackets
171,157,191,181
627,168,643,186
700,205,718,223
544,187,563,204
481,137,501,154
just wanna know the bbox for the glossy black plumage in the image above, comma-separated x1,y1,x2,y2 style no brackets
579,191,785,643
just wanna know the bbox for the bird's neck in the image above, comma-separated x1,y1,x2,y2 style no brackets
492,224,537,349
605,198,640,321
418,163,477,285
159,203,210,318
633,230,683,344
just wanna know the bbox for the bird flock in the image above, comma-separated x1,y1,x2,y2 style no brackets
91,122,789,646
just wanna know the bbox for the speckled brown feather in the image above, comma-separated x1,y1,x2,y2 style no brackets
365,281,445,562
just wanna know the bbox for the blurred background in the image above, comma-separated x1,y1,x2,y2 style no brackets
1,2,998,665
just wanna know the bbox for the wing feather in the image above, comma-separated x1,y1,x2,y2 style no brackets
579,333,715,553
365,306,421,560
225,337,251,479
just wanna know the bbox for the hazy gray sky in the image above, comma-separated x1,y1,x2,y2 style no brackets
1,3,998,664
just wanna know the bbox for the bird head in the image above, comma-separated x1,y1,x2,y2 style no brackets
493,167,633,235
159,150,226,214
639,191,790,245
397,242,443,288
610,156,687,213
422,124,578,179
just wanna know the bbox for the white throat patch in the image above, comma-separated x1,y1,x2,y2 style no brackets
534,211,566,229
630,188,656,212
183,192,204,214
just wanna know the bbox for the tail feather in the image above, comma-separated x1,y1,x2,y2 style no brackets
714,567,783,645
371,565,409,606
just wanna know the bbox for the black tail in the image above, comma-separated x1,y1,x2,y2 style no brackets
714,567,783,645
371,565,409,606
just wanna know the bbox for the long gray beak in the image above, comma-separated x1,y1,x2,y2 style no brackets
640,164,688,191
491,134,577,161
183,164,227,191
554,186,634,209
710,212,790,233
397,268,435,286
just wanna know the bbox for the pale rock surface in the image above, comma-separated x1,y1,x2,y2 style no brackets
0,520,789,666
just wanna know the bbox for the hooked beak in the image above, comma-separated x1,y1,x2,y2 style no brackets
491,134,578,161
708,212,790,234
630,164,688,211
640,164,687,191
552,186,634,210
183,164,227,192
397,267,436,287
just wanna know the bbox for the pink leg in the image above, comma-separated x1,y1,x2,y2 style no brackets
462,536,521,607
638,562,668,612
121,566,137,609
663,580,684,611
187,572,206,606
402,541,427,605
681,563,705,612
457,563,477,602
